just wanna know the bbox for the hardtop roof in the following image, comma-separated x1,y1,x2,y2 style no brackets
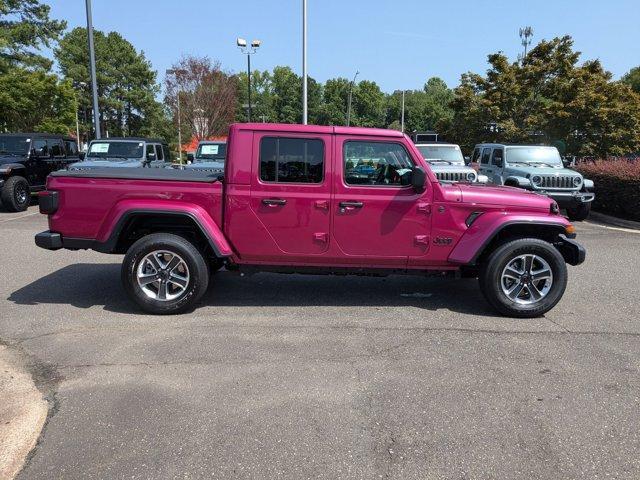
231,123,405,138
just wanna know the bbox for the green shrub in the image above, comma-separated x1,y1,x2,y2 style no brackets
576,159,640,221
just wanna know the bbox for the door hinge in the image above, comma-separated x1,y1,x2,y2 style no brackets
313,232,329,243
417,203,431,214
314,200,329,210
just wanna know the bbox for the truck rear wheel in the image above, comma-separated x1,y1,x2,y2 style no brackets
478,238,568,318
122,233,209,314
566,202,591,221
1,176,30,212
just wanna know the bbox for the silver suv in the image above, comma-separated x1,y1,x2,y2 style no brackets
472,144,595,220
415,142,487,184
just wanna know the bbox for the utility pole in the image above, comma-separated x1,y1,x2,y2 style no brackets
519,26,534,63
400,90,405,133
302,0,308,124
346,70,359,126
166,69,186,163
85,0,101,139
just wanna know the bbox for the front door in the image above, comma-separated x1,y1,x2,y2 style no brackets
478,147,495,184
332,137,432,266
249,133,332,258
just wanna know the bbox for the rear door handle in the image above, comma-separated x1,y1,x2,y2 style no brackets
262,198,287,206
339,201,363,209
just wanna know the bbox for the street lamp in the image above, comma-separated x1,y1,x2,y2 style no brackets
302,0,307,125
346,71,359,126
166,68,187,163
85,0,101,139
237,37,261,122
73,81,87,150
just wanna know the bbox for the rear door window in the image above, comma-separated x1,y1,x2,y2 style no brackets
64,140,79,156
259,137,324,183
155,144,164,161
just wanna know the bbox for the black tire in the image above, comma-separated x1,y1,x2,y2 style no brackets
478,238,568,318
1,176,30,212
566,202,591,221
121,233,209,314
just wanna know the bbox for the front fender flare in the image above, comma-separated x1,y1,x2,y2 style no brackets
95,200,233,257
448,212,570,265
504,176,532,188
0,163,27,175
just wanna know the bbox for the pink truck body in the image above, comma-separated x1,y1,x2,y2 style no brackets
39,123,575,271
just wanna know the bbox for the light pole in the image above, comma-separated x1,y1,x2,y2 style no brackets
166,69,187,163
85,0,101,139
302,0,308,124
400,90,405,133
346,70,359,126
237,38,261,122
73,81,87,149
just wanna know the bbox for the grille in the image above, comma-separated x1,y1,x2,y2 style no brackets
539,175,576,189
436,171,467,182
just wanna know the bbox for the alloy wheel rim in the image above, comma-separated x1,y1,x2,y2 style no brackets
500,254,553,305
16,185,28,204
136,250,190,301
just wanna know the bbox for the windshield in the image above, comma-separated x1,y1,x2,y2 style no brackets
416,145,464,164
195,143,226,162
87,141,143,159
506,147,562,165
0,135,30,155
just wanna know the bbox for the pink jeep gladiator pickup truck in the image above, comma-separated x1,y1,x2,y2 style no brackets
35,123,585,317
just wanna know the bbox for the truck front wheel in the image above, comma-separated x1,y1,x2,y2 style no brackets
122,233,209,314
566,202,591,221
1,176,30,212
478,238,568,318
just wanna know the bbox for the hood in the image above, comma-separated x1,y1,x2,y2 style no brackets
428,164,474,173
456,183,553,210
185,160,225,172
506,164,581,177
0,154,27,166
69,158,143,169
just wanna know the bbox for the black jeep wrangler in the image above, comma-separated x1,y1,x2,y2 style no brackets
0,133,81,212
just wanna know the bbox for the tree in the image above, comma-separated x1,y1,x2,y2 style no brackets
386,77,454,133
0,68,75,132
446,36,640,156
56,27,165,139
164,55,237,141
0,0,65,72
622,67,640,95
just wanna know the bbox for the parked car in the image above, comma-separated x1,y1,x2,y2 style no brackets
415,142,487,184
69,138,171,170
35,123,585,317
0,133,80,212
472,144,595,221
184,140,226,173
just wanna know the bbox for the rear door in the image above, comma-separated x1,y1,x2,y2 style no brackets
332,136,432,265
249,133,332,258
490,147,505,184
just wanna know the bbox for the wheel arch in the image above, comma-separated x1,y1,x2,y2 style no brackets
96,210,232,259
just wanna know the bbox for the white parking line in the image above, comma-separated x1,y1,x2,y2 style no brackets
0,212,38,223
584,221,640,235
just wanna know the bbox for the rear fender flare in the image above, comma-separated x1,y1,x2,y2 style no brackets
95,200,232,257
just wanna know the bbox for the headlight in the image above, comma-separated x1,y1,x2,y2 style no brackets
573,176,581,187
531,175,542,186
466,172,477,182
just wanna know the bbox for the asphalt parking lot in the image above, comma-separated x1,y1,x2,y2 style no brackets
1,206,640,479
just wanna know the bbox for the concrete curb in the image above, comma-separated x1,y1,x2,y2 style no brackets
589,211,640,231
0,345,48,480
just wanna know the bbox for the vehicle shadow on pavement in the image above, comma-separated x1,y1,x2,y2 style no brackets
8,264,500,317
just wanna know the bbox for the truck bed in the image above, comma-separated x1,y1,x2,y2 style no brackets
46,168,224,243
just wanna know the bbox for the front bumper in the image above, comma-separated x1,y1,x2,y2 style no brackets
555,234,586,266
537,190,595,207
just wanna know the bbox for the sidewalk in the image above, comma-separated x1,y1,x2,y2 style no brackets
0,345,48,480
588,210,640,231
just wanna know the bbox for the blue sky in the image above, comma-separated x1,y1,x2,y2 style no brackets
47,0,638,92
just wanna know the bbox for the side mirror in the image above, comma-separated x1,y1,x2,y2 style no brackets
464,156,470,165
79,152,86,160
477,174,489,184
187,153,195,162
411,166,427,193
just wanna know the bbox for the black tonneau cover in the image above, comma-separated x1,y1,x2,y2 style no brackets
50,168,221,183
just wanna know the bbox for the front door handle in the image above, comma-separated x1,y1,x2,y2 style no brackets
262,198,287,206
339,201,363,209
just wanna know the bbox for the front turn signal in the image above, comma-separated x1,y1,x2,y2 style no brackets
565,224,576,237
